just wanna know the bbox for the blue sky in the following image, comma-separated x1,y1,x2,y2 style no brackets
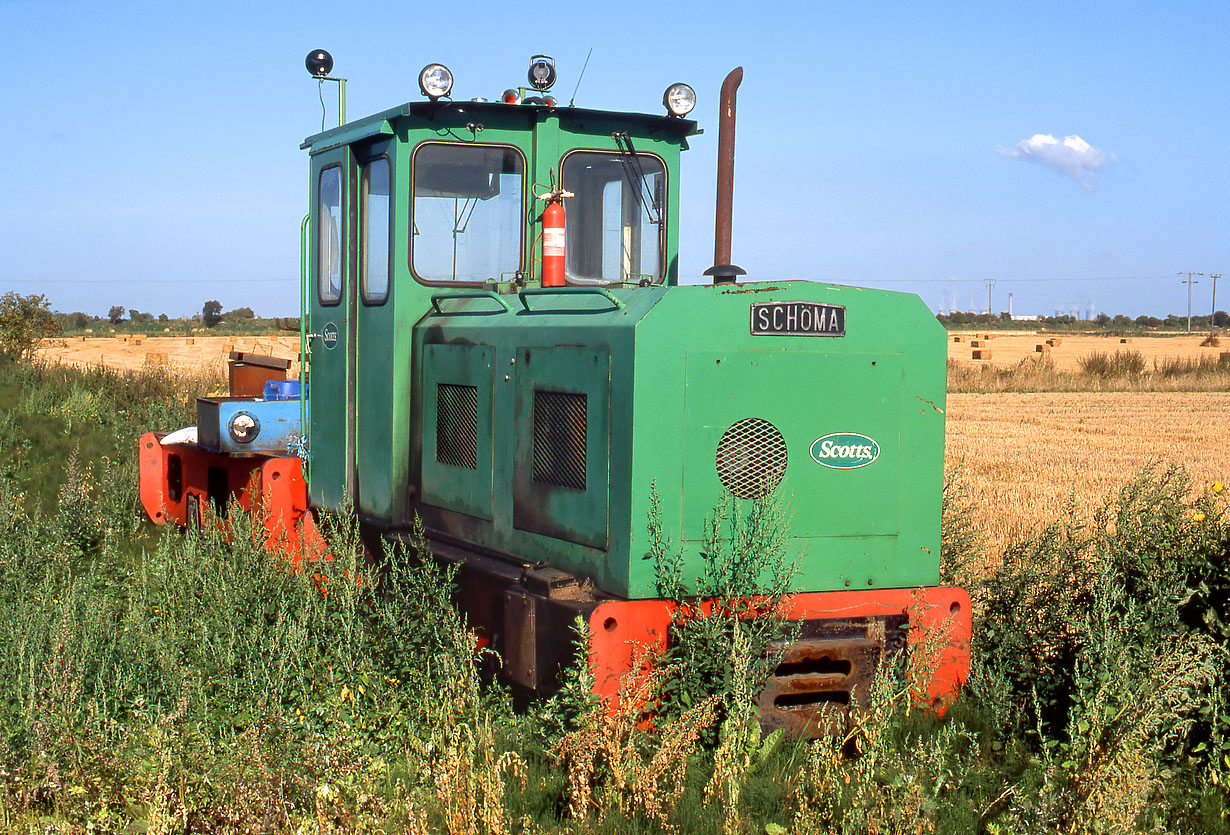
2,0,1227,319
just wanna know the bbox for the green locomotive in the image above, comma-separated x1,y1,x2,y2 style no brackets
139,55,969,736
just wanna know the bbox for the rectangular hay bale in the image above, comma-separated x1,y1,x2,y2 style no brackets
972,349,992,360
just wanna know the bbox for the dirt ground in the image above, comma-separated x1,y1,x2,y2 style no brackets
948,331,1225,370
36,335,301,378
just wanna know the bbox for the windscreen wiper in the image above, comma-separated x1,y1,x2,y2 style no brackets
611,132,662,225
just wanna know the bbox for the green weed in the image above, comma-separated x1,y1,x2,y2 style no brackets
0,357,1228,833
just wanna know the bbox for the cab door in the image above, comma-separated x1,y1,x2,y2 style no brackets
353,140,396,520
307,147,356,510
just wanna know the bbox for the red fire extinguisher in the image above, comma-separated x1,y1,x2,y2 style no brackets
538,179,573,287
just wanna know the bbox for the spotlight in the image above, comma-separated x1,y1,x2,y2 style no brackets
527,55,556,91
305,49,333,78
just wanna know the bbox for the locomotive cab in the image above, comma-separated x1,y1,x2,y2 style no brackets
301,97,691,531
139,59,970,737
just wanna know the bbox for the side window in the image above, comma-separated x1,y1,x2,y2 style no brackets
361,158,390,304
561,151,665,285
317,166,343,304
411,144,524,284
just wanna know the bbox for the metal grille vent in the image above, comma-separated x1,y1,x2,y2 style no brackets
715,418,787,499
436,383,478,470
532,390,587,491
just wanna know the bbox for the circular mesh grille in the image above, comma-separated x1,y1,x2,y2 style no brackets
715,418,788,499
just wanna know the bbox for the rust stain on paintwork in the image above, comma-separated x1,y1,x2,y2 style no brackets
720,285,783,295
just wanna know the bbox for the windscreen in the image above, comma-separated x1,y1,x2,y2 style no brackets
561,151,664,284
412,144,524,283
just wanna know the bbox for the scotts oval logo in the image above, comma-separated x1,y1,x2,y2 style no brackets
321,322,339,350
810,433,880,469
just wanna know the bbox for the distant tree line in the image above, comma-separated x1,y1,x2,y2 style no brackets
937,310,1229,330
57,301,261,331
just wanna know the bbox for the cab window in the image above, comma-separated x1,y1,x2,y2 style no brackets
361,158,390,304
411,144,524,284
562,151,665,284
317,166,343,304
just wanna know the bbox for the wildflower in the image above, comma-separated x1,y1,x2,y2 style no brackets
1193,512,1206,522
340,686,350,702
1214,481,1224,494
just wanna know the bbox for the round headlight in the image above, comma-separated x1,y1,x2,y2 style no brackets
662,82,696,117
229,412,260,444
419,63,454,100
528,56,556,91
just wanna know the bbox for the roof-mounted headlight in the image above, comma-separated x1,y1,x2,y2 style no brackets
662,82,696,117
419,63,454,100
527,55,556,91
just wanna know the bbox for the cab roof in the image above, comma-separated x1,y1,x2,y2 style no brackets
301,100,700,154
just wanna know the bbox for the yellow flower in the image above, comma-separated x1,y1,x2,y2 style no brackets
1193,512,1206,522
340,686,350,702
1214,481,1224,494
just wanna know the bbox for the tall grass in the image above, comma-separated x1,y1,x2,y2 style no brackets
1,357,1228,833
948,354,1230,392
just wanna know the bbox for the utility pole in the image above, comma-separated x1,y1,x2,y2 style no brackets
985,278,995,317
1211,273,1221,330
1179,272,1203,332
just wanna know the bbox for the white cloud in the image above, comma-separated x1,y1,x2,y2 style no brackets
999,133,1114,189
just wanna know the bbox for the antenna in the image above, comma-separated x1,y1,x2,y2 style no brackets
569,47,593,107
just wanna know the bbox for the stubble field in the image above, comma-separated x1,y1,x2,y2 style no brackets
37,334,300,377
945,391,1230,551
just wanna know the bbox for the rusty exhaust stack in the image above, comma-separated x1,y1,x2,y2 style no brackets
704,67,746,286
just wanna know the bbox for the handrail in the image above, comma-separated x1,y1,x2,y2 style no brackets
517,286,624,312
430,292,511,314
298,213,309,488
